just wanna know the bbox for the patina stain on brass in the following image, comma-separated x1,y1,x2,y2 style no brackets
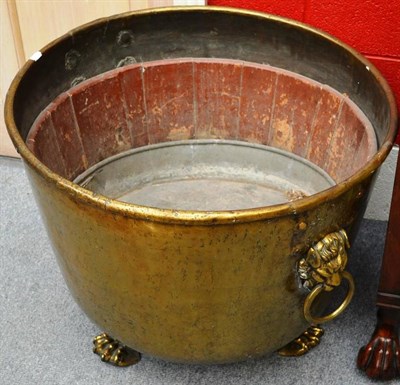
4,7,398,365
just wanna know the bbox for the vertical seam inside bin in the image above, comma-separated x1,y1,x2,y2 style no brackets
305,94,322,159
118,72,135,148
140,64,151,144
235,62,244,140
267,73,279,145
323,97,345,175
67,94,89,170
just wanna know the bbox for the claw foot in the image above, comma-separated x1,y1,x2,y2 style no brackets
357,324,400,381
93,333,141,367
278,325,324,357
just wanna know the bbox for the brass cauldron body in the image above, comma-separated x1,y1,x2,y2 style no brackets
5,7,397,364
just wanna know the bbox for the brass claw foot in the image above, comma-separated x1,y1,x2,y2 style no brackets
278,325,324,357
93,333,141,367
357,324,400,381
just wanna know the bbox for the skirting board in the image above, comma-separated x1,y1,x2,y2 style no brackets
364,145,398,221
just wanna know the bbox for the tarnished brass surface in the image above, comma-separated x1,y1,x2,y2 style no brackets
299,230,355,324
4,7,398,364
278,326,324,357
22,166,368,363
93,333,141,367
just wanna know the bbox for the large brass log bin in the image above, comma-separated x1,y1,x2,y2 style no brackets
5,7,398,365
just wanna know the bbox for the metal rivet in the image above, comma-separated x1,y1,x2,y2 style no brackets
298,222,307,231
117,30,134,47
65,50,81,71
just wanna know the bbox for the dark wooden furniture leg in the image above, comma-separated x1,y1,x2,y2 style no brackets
357,149,400,381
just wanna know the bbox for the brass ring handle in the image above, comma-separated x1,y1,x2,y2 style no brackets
297,229,355,325
303,270,355,324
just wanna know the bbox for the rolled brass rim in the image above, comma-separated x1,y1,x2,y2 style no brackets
304,271,355,324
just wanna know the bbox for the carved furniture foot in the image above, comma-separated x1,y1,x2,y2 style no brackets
93,333,141,367
357,309,400,381
278,325,324,357
357,149,400,380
